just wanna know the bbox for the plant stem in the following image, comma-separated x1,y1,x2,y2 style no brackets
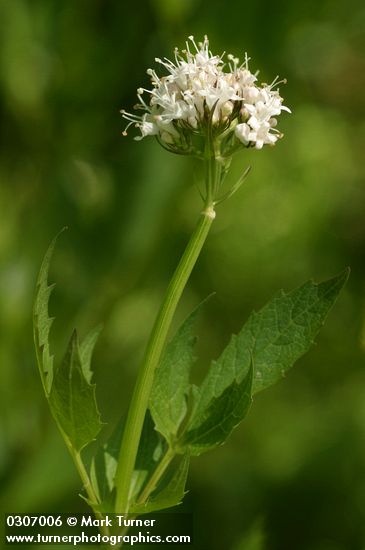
71,449,99,506
115,192,216,514
136,447,175,506
66,440,110,536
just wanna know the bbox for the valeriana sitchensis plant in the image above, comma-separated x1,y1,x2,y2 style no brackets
34,36,348,540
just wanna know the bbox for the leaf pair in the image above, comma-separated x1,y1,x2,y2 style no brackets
33,231,349,516
150,268,349,456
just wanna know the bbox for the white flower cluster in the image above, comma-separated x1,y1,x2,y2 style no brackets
122,36,290,154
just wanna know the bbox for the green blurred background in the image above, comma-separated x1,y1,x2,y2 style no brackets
0,0,365,548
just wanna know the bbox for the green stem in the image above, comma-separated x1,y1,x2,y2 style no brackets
114,449,174,548
71,450,99,505
115,195,216,514
136,448,175,506
60,436,110,537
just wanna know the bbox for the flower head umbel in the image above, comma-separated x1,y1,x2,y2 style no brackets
121,35,290,157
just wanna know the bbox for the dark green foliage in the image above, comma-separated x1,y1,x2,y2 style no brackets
151,270,349,456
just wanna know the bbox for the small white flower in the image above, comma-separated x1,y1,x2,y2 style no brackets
121,35,290,154
235,121,280,149
135,114,159,140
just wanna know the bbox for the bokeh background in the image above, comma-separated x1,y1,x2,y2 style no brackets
0,0,365,549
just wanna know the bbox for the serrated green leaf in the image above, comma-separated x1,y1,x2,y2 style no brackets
181,364,253,455
49,330,103,452
33,231,103,457
149,300,206,443
250,268,349,394
33,230,66,394
180,270,348,455
130,454,190,515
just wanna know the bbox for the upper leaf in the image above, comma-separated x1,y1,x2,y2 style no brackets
249,269,349,392
178,269,348,455
49,330,103,453
199,270,348,401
